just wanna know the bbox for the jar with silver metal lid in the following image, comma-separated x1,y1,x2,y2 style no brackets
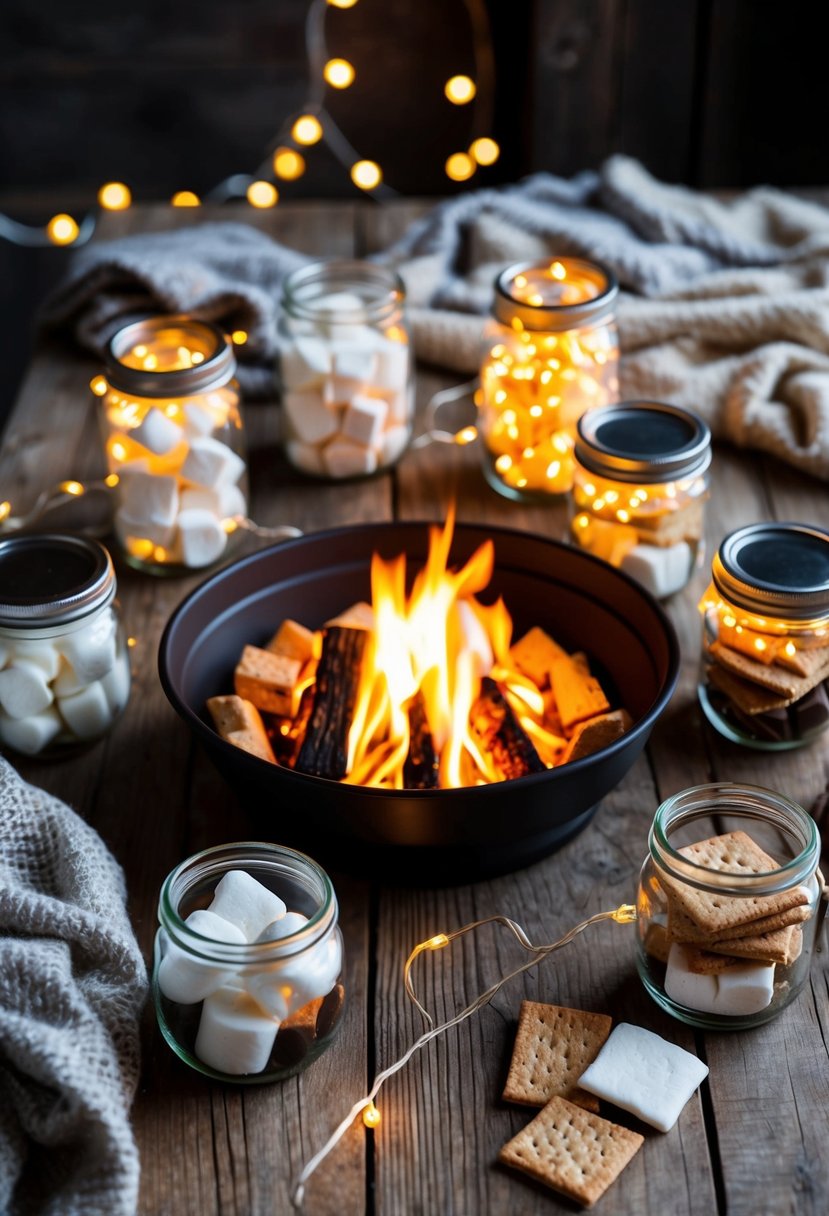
478,257,619,500
94,315,248,575
0,534,130,756
570,401,711,598
699,523,829,748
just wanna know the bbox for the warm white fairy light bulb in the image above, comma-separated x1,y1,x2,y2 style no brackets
445,152,475,182
98,182,131,210
273,147,306,180
246,180,279,208
445,75,476,104
469,137,500,166
292,114,323,145
350,160,382,190
46,214,79,245
171,191,201,207
324,58,355,88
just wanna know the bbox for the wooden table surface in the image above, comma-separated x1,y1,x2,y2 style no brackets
3,200,828,1216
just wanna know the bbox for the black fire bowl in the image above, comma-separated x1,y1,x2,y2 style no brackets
159,522,680,885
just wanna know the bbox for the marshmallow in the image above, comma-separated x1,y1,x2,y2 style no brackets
373,338,410,390
176,508,228,568
665,944,774,1017
115,505,176,551
182,402,217,437
195,984,278,1075
664,945,720,1015
119,471,179,528
179,483,246,521
157,909,246,1004
283,387,341,446
323,438,378,480
207,870,287,941
182,436,246,489
579,1022,709,1133
341,395,387,448
8,640,60,681
332,345,378,384
245,931,342,1020
286,440,325,476
57,679,112,740
621,541,693,599
0,661,54,719
381,425,410,465
53,657,87,698
323,375,369,408
312,291,366,318
58,613,117,683
131,407,185,456
0,706,63,755
256,912,310,943
281,337,331,390
100,648,131,716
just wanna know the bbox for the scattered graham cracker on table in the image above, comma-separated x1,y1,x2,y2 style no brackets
502,1001,612,1112
498,1096,644,1208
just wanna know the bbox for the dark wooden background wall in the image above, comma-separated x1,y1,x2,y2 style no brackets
0,0,825,420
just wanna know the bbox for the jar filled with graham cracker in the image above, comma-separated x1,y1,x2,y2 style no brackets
637,783,823,1030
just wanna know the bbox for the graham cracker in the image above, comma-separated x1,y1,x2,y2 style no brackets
774,640,829,677
234,644,302,716
643,922,670,964
705,924,802,967
498,1096,643,1208
681,946,747,975
509,626,567,690
667,897,811,945
561,709,633,764
706,663,791,715
658,830,809,935
207,695,276,764
550,653,611,733
710,641,829,702
502,1001,612,1112
632,497,704,546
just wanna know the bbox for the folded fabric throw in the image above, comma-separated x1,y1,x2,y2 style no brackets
0,758,147,1216
42,155,829,478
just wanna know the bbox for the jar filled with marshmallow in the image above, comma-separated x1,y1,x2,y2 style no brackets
154,843,345,1083
95,315,248,575
0,534,131,756
278,260,413,479
636,783,822,1030
570,401,711,599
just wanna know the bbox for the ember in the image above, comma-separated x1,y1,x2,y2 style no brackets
208,509,631,788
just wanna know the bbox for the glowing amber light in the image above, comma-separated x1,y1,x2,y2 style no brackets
90,375,108,396
98,182,131,210
445,74,476,104
0,502,11,523
350,160,382,190
172,191,201,207
105,473,119,487
292,114,323,145
273,147,306,180
59,481,84,496
324,58,355,88
327,0,358,6
246,181,279,208
445,152,475,182
231,330,248,345
362,1103,381,1129
469,137,500,166
455,426,478,445
46,214,79,245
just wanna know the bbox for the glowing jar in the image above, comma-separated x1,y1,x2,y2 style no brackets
479,257,619,500
95,316,248,575
698,523,829,749
571,401,711,599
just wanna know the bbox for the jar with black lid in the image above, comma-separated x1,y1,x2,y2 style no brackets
571,401,711,599
0,534,130,756
699,523,829,748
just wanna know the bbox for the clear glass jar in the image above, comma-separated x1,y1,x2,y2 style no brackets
570,401,711,598
0,534,130,756
699,523,829,749
153,842,345,1083
478,257,619,501
636,783,822,1030
278,260,413,479
95,315,248,575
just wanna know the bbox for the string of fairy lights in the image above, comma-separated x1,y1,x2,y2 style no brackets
0,0,499,250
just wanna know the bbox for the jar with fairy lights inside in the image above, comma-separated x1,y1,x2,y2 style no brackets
94,316,248,575
478,258,619,501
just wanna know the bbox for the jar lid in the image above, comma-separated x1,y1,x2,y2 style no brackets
713,523,829,620
105,315,236,396
575,401,712,483
0,534,116,627
492,257,618,332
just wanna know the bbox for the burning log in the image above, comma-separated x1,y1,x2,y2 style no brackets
294,626,369,779
470,676,546,781
403,690,439,790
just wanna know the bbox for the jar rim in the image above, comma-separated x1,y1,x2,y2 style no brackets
492,256,618,331
105,314,237,396
649,781,819,893
574,401,711,483
281,258,405,325
712,523,829,621
0,533,116,627
158,841,337,963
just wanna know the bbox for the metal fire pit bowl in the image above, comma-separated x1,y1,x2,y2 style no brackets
159,522,680,883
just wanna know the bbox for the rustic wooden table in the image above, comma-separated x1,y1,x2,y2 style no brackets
2,201,828,1216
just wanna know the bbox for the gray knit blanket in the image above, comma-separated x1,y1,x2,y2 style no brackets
43,156,829,478
0,758,147,1216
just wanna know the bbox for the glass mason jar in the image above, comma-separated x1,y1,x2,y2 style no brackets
636,783,822,1030
698,523,829,749
95,315,248,575
570,401,711,599
154,842,345,1083
0,533,130,757
478,257,619,501
278,260,414,480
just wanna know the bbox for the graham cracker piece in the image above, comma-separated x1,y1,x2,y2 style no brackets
633,497,704,546
206,694,276,764
775,642,829,679
710,641,829,702
509,626,567,690
658,830,809,935
325,601,375,631
561,709,633,763
643,922,670,964
550,653,611,733
705,924,802,966
502,1001,612,1112
681,946,748,975
266,618,316,664
667,897,811,945
706,663,791,715
498,1096,643,1208
234,644,302,716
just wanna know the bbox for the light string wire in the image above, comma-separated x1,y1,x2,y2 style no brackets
0,0,496,247
291,901,637,1208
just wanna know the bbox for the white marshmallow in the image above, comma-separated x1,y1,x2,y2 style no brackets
176,508,228,568
182,402,216,437
58,613,117,683
332,345,378,384
57,680,112,740
182,436,246,489
386,386,412,424
579,1022,709,1133
8,640,60,681
381,425,410,465
0,661,54,719
245,933,342,1020
311,291,366,319
286,440,326,476
373,339,410,390
53,657,87,699
665,944,774,1017
620,541,693,599
179,483,246,521
323,438,378,480
119,471,179,528
115,458,151,479
157,909,246,1004
341,395,388,448
208,870,287,941
100,648,131,716
280,337,331,390
323,375,368,409
255,912,310,943
195,984,278,1075
0,706,63,755
664,945,720,1015
456,601,494,677
115,505,176,551
131,407,185,456
283,388,340,446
